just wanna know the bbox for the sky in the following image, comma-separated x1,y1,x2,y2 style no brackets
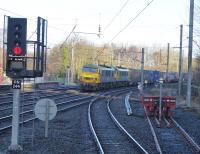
0,0,190,48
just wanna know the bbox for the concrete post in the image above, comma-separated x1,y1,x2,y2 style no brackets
178,25,183,95
9,88,22,151
187,0,194,107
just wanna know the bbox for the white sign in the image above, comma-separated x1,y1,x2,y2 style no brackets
34,99,57,121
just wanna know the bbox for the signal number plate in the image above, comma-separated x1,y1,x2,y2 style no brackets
12,80,21,89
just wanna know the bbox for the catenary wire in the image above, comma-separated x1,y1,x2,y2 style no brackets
95,0,155,61
103,0,131,32
109,0,155,43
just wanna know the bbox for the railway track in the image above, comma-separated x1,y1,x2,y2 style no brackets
0,89,95,133
111,90,200,154
0,88,131,134
170,118,200,153
0,89,92,117
1,86,198,154
88,89,149,153
108,91,158,153
143,105,200,154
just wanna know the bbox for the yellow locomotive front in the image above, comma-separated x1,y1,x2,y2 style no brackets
79,65,100,91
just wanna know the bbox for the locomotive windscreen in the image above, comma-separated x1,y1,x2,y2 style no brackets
82,67,98,73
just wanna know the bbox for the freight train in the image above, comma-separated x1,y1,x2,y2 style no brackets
79,64,178,91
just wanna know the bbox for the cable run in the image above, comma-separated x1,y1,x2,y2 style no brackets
95,0,155,61
60,24,77,48
0,7,36,22
0,7,71,33
109,0,155,43
27,29,37,40
103,0,131,32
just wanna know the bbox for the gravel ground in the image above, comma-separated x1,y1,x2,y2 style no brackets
0,104,96,154
151,116,195,154
172,106,200,148
146,86,200,152
0,87,199,154
109,91,158,154
110,88,200,154
144,87,200,153
90,98,140,153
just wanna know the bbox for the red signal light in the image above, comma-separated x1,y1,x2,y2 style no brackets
13,46,22,55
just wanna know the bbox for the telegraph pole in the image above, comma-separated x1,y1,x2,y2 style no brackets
187,0,194,107
166,43,170,82
178,25,183,95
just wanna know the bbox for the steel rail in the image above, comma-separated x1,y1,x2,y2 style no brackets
0,95,94,122
0,91,73,106
163,117,170,127
88,97,105,154
143,106,162,154
0,90,48,101
0,98,94,132
0,92,87,112
87,88,137,154
107,98,149,154
0,88,133,141
0,88,131,123
170,117,200,153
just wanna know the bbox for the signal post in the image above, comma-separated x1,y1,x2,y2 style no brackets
3,16,48,152
5,17,27,151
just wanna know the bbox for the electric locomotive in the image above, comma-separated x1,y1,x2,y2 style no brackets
79,64,115,91
79,63,178,91
114,66,129,87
